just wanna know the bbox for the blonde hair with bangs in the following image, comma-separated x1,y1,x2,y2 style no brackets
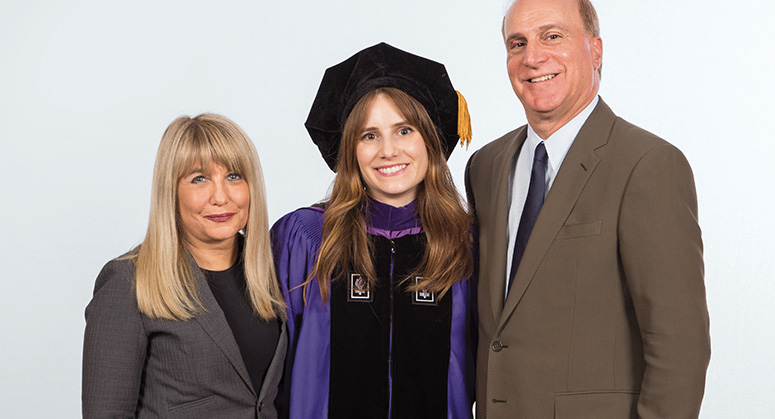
132,113,285,321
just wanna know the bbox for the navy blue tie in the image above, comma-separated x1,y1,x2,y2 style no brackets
508,142,548,291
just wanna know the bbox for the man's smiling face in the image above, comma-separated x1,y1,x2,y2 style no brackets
503,0,602,136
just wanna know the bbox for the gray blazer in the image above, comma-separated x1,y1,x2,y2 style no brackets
82,257,287,419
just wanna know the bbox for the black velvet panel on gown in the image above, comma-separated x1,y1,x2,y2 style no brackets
329,233,452,419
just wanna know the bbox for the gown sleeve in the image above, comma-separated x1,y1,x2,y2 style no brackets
270,208,325,416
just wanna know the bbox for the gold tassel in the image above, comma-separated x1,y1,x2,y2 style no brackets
456,91,472,148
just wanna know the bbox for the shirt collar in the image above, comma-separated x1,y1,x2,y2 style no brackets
525,95,599,173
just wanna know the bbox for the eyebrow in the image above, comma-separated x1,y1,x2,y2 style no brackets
184,167,204,177
505,23,569,42
360,120,411,133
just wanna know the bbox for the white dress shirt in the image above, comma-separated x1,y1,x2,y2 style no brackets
504,96,599,297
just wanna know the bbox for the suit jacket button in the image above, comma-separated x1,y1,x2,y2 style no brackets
492,340,503,352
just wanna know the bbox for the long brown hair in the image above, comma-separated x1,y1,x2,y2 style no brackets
131,114,285,321
309,88,473,302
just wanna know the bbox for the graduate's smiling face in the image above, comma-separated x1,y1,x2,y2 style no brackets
355,94,428,207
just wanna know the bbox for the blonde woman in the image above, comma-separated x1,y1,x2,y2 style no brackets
83,114,286,418
272,43,476,418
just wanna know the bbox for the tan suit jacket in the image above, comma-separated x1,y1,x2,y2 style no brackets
465,99,710,419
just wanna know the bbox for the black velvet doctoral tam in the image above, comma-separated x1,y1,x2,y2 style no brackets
305,42,461,171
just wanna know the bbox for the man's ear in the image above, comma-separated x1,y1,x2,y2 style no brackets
591,36,603,72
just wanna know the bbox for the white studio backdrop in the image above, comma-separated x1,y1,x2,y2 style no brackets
0,0,772,417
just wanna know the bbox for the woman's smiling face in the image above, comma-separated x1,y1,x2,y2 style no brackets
355,94,428,207
177,159,249,251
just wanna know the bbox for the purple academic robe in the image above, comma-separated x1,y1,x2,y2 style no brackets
271,200,476,418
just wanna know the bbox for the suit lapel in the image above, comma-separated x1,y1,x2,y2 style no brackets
485,127,527,322
192,263,257,396
498,99,616,332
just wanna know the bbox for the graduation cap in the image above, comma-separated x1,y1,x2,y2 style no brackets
305,42,472,171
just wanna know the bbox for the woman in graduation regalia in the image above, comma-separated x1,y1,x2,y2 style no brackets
271,43,476,419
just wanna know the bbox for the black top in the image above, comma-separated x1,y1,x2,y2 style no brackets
204,258,280,394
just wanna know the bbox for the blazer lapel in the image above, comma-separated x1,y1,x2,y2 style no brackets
498,99,616,332
192,265,257,397
258,317,287,401
484,127,527,322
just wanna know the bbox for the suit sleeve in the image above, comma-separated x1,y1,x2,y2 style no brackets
618,144,710,419
82,260,147,419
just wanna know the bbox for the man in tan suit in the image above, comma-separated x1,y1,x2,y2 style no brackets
465,0,711,417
